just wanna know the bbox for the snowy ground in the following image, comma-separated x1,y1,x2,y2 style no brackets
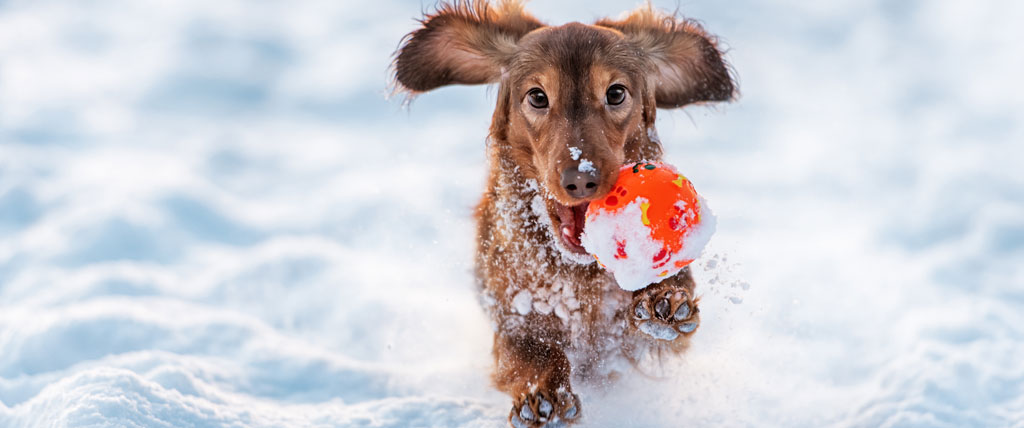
1,0,1022,426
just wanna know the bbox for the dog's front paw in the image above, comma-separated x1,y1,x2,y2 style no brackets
631,284,700,341
508,387,580,428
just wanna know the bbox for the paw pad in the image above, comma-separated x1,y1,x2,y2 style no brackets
509,389,581,428
630,286,700,341
634,301,650,320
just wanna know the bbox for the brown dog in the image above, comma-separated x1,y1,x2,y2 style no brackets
392,1,735,426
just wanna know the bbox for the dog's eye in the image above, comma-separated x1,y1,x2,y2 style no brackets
606,84,627,106
527,88,548,109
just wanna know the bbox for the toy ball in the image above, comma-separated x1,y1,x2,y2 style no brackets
581,162,716,291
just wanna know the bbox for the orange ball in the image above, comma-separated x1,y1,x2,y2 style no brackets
582,162,714,291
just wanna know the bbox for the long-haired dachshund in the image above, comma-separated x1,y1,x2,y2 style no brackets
392,2,735,426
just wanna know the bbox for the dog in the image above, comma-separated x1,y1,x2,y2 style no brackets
392,1,735,426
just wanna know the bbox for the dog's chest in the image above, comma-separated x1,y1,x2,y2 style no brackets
484,177,632,347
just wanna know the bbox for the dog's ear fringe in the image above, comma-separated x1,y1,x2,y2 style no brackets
387,0,542,106
595,2,740,108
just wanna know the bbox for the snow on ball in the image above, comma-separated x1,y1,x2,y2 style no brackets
581,162,716,291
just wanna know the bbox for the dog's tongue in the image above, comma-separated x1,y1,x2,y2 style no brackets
558,203,590,247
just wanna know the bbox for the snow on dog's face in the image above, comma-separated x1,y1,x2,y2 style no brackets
502,24,643,257
392,1,735,258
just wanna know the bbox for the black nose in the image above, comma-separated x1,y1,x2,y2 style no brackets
561,166,600,199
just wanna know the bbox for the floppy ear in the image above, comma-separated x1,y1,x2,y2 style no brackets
596,6,736,108
392,0,543,94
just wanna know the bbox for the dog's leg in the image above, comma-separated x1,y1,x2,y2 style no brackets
628,267,701,342
493,329,582,428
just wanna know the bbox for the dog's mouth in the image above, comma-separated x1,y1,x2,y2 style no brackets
552,201,590,254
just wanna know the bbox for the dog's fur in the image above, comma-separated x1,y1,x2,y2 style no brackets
392,2,735,426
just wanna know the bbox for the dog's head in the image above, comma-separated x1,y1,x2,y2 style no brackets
393,1,735,256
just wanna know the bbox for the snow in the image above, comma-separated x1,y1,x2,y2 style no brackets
580,196,716,291
569,146,594,173
580,198,659,291
2,0,1023,427
638,322,680,341
512,290,533,315
678,197,716,262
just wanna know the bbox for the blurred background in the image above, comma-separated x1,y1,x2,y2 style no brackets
1,0,1021,426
